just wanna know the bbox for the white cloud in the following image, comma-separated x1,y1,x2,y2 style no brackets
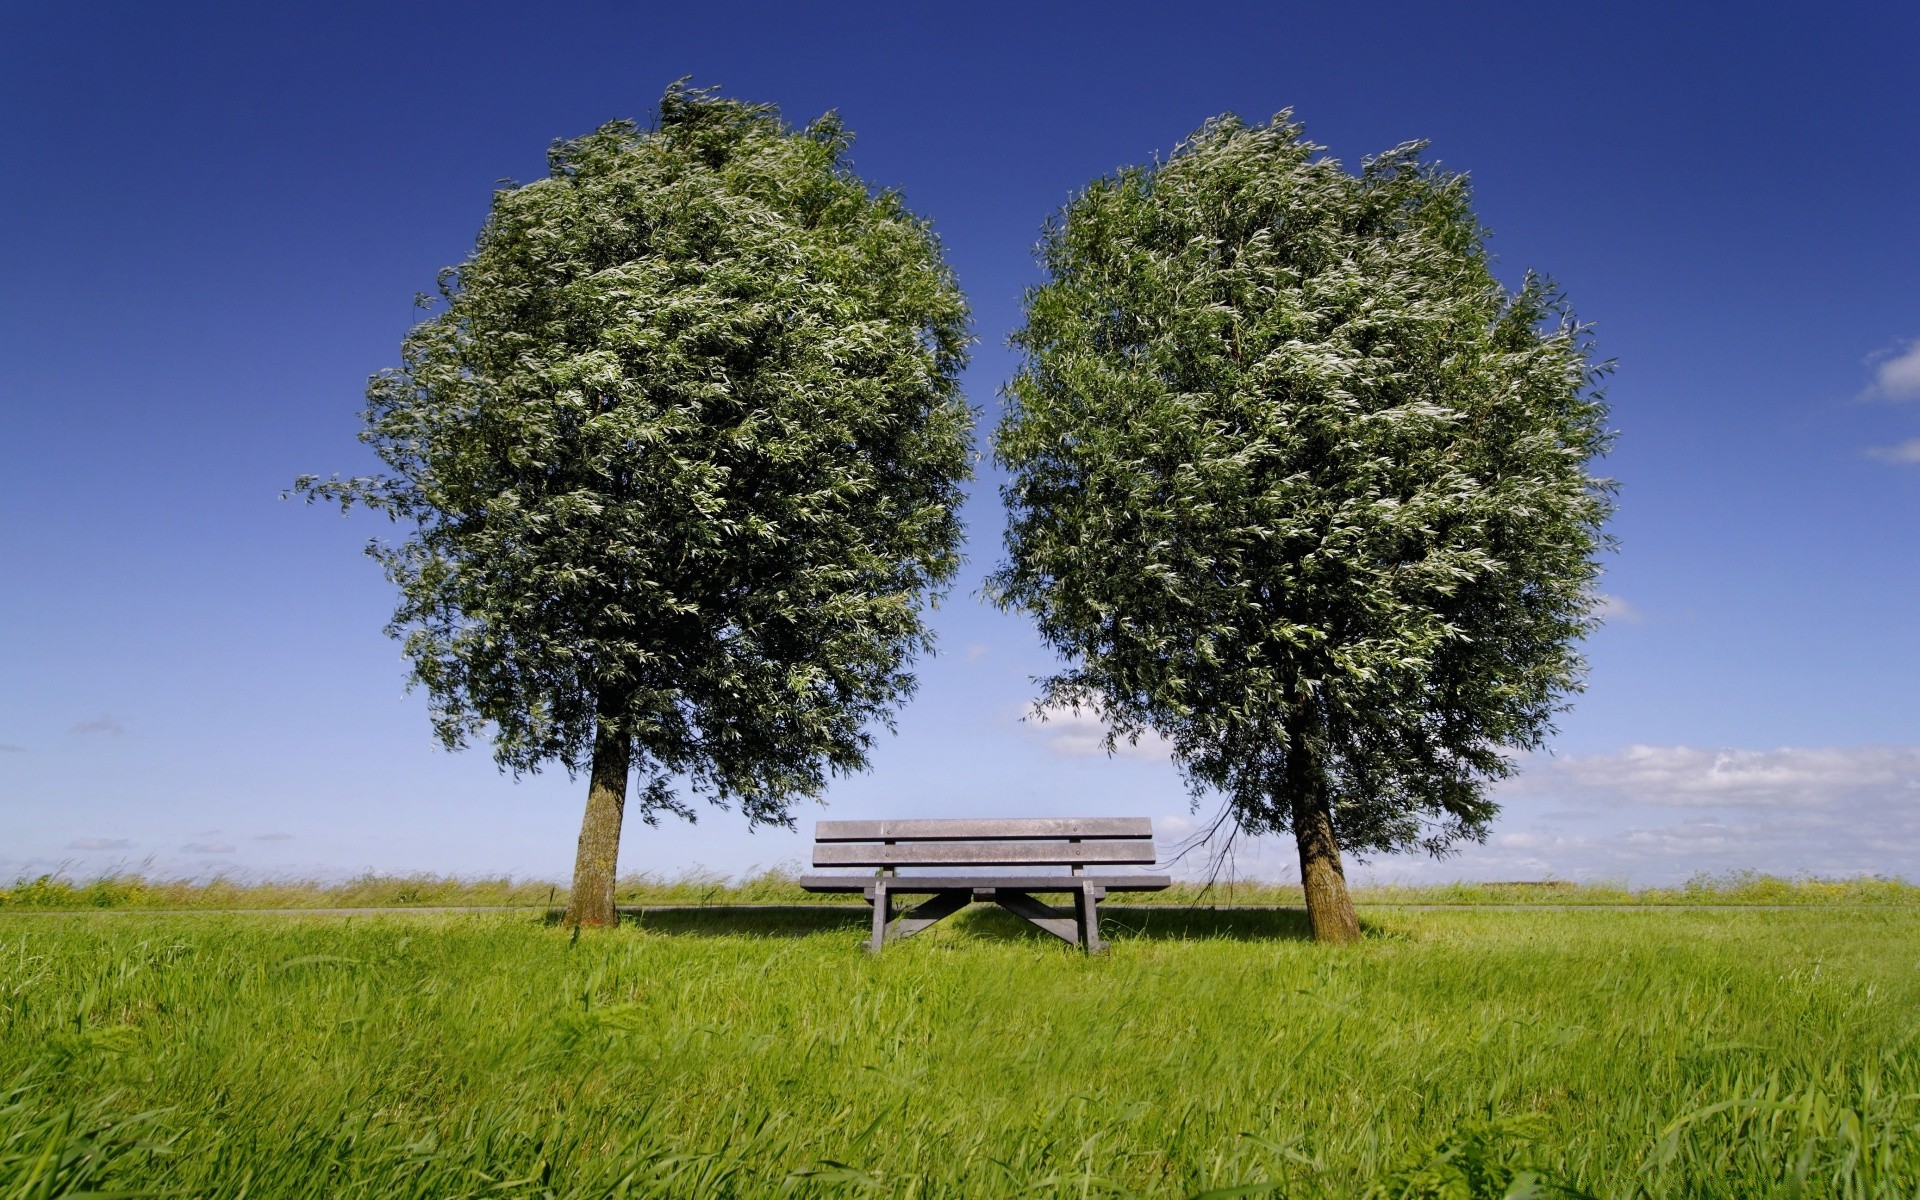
1026,701,1172,761
1865,438,1920,465
180,841,236,854
1172,744,1920,885
67,837,131,850
254,832,295,842
69,714,126,736
1866,339,1920,401
1512,744,1920,810
1590,592,1643,623
966,643,988,661
1450,744,1920,881
1157,814,1201,838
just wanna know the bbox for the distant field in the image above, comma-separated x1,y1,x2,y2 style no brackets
4,869,1916,910
4,905,1917,1197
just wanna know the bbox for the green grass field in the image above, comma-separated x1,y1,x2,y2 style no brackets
4,903,1918,1198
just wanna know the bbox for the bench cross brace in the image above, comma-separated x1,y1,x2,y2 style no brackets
864,884,973,951
863,883,1107,952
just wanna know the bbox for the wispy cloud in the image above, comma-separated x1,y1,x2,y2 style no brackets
180,841,236,854
1864,438,1920,466
1455,744,1920,881
1026,702,1173,761
67,837,132,850
1590,592,1644,624
253,832,295,842
1182,744,1920,885
1512,744,1920,810
69,715,127,736
0,744,25,754
1864,339,1920,402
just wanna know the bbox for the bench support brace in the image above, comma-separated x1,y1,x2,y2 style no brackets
991,890,1080,945
864,886,973,951
859,882,1113,953
891,890,969,945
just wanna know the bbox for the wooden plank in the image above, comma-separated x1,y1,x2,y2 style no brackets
799,873,1171,893
813,839,1156,868
890,891,970,941
814,818,1151,842
1075,884,1105,953
992,891,1080,944
972,885,1103,902
868,881,890,954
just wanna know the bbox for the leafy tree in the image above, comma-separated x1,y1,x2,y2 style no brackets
991,113,1613,942
298,85,972,926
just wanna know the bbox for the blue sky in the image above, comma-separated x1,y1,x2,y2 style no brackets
3,1,1916,887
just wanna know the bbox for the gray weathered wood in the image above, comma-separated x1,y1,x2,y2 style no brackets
1074,883,1104,953
991,891,1081,944
867,881,891,953
801,872,1170,893
805,816,1166,954
888,891,970,941
813,839,1156,867
971,885,1105,902
814,818,1151,842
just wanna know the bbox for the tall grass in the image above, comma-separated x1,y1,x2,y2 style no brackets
2,905,1917,1196
4,869,1914,911
0,868,814,911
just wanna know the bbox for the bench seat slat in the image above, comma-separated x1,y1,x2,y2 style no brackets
798,873,1173,893
814,817,1151,842
813,839,1156,867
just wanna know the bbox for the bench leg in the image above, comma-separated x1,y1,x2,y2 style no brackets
1075,884,1107,953
867,881,891,953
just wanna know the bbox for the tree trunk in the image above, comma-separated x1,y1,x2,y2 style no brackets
562,696,631,929
1286,710,1361,944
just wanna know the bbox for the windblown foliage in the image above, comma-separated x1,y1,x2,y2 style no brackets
300,85,972,826
993,112,1614,857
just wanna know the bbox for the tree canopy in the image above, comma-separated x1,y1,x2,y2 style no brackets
991,112,1614,940
299,85,973,923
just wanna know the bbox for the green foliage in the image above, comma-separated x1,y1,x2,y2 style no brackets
1643,1072,1920,1199
0,876,146,911
0,1071,174,1198
297,83,973,825
3,908,1918,1196
992,112,1614,856
1342,873,1920,909
1369,1116,1588,1199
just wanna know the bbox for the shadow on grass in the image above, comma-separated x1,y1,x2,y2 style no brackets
613,905,870,938
547,902,1366,944
940,902,1321,944
1100,905,1319,942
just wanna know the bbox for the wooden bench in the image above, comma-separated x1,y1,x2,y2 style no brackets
798,818,1170,952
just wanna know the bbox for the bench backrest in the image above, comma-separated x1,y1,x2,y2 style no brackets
811,818,1156,869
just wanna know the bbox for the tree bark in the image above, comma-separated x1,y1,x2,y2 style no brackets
562,694,631,929
1286,710,1362,944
